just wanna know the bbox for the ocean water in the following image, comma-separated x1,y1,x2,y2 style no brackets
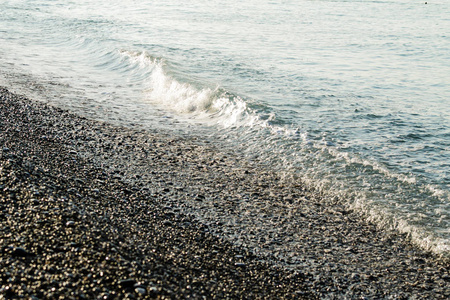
1,0,449,257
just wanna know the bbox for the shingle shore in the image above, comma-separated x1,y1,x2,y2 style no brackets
0,87,448,299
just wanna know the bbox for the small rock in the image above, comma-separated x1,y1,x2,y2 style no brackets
351,273,361,281
12,247,32,257
66,221,75,227
74,178,85,185
135,287,146,295
148,286,159,296
195,194,205,201
119,279,136,288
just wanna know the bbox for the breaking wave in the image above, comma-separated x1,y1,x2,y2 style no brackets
118,50,449,258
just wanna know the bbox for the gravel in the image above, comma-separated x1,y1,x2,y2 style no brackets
1,86,449,299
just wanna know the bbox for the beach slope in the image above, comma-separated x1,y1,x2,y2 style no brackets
0,87,448,299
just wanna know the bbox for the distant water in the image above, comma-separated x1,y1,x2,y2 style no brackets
1,0,449,257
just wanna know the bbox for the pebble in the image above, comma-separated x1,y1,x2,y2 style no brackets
119,279,136,288
148,286,159,296
11,247,31,257
135,287,146,295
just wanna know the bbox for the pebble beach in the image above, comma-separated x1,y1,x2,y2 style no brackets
1,86,449,299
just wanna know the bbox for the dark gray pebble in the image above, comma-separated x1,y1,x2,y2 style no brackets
119,279,136,288
12,247,32,257
135,287,146,295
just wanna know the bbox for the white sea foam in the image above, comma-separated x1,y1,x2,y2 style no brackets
119,50,270,130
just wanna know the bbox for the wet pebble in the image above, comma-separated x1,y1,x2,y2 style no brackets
135,287,146,295
11,247,32,257
119,279,136,288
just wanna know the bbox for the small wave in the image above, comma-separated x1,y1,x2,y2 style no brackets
116,49,450,258
119,50,274,129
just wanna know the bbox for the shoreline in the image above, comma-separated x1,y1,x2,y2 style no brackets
1,86,449,299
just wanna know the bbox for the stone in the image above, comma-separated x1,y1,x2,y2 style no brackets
135,287,146,295
11,247,32,257
119,279,136,288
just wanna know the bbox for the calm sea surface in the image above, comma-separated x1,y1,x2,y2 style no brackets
1,0,449,257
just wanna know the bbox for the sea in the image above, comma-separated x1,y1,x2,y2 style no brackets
0,0,449,258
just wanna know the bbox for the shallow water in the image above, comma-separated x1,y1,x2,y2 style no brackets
1,0,449,257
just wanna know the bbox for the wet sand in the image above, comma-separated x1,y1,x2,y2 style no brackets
1,87,448,299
